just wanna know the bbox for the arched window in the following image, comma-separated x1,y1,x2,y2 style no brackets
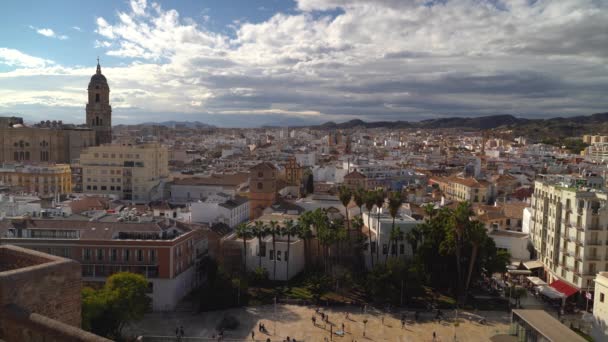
95,93,100,103
257,182,263,190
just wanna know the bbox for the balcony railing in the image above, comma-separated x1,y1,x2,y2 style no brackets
587,240,603,246
587,255,601,261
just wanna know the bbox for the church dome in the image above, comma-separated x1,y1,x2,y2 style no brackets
88,60,109,89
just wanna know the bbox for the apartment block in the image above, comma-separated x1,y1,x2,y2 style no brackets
0,163,72,196
530,176,608,293
78,143,169,202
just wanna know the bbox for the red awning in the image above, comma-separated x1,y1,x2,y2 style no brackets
549,279,579,297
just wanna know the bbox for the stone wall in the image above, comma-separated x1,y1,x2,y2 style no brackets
0,245,111,341
0,245,82,327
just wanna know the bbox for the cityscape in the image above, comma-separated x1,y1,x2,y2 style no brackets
1,0,608,341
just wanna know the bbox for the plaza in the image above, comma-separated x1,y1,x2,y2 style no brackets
128,304,511,341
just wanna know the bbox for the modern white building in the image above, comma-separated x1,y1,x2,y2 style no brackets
0,194,42,218
530,175,608,294
361,204,421,269
592,272,608,341
488,229,531,261
190,194,249,228
170,172,249,203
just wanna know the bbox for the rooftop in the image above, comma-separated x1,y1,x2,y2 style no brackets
512,309,586,342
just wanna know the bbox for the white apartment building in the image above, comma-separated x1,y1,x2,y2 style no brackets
78,143,169,202
190,193,249,228
585,143,608,163
593,272,608,341
530,176,608,293
362,204,421,269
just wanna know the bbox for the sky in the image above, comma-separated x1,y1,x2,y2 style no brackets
0,0,607,127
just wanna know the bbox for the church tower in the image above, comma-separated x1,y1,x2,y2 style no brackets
86,59,112,145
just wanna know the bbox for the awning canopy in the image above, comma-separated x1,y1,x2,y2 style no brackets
523,260,544,270
508,269,532,275
527,276,547,286
550,279,579,297
537,285,565,299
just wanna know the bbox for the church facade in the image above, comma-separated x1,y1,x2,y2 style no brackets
0,61,112,164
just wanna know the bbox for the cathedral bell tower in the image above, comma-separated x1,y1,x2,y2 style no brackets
86,58,112,145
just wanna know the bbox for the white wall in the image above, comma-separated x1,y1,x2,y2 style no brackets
593,274,608,341
150,266,199,311
245,238,305,281
490,232,530,261
171,184,235,203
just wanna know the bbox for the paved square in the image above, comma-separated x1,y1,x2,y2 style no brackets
128,304,511,341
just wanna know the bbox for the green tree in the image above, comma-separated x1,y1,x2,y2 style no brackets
338,185,353,251
281,219,299,286
297,211,314,270
251,221,268,268
235,223,252,274
386,192,403,263
82,272,151,339
305,173,314,194
353,187,365,217
465,221,487,292
269,220,279,280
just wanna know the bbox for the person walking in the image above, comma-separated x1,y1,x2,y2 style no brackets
251,331,255,340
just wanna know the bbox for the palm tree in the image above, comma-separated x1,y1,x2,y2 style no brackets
298,211,314,270
282,219,298,286
252,220,268,268
451,201,473,303
364,191,376,268
386,192,403,262
374,189,385,262
338,186,353,254
269,220,279,281
235,223,252,273
465,221,487,292
405,226,422,256
353,187,365,217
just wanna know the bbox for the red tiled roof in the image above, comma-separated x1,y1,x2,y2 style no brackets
550,279,579,297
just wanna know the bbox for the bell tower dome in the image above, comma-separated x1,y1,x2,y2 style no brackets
86,58,112,145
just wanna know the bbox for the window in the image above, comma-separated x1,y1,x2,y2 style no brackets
137,249,143,262
96,248,103,261
259,244,266,257
270,250,275,260
601,293,605,303
284,251,289,262
95,93,100,102
277,251,282,261
150,250,156,262
110,249,117,262
83,248,91,261
124,249,130,261
258,171,263,178
257,182,263,190
101,186,107,190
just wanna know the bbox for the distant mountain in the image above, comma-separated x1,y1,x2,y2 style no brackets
138,121,216,128
314,114,524,130
313,112,608,140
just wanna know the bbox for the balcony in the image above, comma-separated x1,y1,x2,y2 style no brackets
587,255,601,261
588,225,603,231
587,240,603,246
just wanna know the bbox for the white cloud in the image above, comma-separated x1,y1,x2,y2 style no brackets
72,26,82,32
31,26,69,40
0,48,54,68
3,0,608,126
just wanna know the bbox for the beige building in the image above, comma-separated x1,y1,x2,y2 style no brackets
78,143,169,202
431,176,493,204
583,135,608,144
0,163,72,196
530,176,608,293
593,272,608,340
